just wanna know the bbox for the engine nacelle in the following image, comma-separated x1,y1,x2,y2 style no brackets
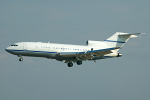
86,40,98,46
86,40,107,47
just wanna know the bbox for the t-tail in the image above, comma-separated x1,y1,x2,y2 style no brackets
104,32,144,51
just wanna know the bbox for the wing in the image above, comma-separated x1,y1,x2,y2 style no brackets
57,47,120,60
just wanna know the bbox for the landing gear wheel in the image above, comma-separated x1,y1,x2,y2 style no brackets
77,60,82,65
68,62,73,67
19,58,23,62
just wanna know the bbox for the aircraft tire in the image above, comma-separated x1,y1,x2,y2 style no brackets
77,60,82,65
68,62,73,67
19,58,23,62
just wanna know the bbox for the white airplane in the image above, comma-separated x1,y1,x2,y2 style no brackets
5,32,143,67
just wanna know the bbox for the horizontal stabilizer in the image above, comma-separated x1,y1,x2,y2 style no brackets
118,33,145,37
118,33,145,35
119,33,145,39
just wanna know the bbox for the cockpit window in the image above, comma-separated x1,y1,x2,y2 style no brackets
11,44,18,46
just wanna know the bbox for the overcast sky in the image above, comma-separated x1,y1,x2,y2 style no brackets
0,0,150,100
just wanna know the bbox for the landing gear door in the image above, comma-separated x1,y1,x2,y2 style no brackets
23,43,27,50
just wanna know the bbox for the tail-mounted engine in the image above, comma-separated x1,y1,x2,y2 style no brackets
86,40,107,46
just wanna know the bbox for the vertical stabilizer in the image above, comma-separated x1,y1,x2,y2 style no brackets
104,32,143,50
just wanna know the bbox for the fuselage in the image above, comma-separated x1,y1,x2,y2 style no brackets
5,42,119,61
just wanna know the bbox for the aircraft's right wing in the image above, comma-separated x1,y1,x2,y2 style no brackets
57,47,120,60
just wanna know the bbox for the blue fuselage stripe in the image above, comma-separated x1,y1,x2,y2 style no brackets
8,49,57,54
104,40,125,43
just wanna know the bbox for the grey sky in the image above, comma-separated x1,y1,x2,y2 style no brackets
0,0,150,100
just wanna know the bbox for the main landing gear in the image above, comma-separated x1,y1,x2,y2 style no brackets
77,60,82,65
68,62,73,67
67,60,82,67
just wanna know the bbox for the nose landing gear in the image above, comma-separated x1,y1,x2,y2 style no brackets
18,55,23,62
19,58,23,62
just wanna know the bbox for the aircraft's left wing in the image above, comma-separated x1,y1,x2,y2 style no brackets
57,47,120,60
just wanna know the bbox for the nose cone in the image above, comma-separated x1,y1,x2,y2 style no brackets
5,47,11,53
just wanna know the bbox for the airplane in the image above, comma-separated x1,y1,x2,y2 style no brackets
5,32,144,67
